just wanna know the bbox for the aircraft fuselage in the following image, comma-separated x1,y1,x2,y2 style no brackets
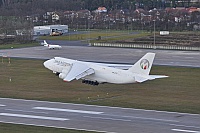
44,58,137,84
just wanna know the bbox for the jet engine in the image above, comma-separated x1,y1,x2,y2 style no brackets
59,73,67,79
58,68,71,79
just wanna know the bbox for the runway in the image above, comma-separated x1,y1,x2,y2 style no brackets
0,45,200,67
0,98,200,133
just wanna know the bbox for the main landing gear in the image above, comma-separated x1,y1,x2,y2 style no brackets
82,80,99,86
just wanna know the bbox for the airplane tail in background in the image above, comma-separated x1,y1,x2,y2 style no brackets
128,53,155,75
43,40,48,45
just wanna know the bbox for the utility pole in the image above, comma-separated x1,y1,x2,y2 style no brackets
153,20,156,49
1,0,5,6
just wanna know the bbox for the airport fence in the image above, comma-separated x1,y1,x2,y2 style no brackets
90,43,200,51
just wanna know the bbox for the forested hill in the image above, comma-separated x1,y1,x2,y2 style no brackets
0,0,199,16
0,0,134,12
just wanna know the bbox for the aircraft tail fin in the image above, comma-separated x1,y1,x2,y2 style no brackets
128,53,155,75
43,40,48,46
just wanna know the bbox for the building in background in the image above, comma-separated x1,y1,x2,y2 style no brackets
33,25,68,36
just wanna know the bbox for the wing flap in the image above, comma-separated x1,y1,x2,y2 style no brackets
76,68,94,80
63,62,94,82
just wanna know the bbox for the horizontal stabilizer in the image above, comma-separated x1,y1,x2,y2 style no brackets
135,75,168,83
149,75,169,80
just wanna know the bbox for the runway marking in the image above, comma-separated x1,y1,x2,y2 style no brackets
84,116,131,122
170,124,200,129
33,107,104,114
0,104,6,107
172,129,200,133
102,114,179,122
5,109,48,114
0,113,68,121
185,57,194,59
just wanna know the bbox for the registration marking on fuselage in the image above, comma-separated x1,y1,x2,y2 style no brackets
0,113,69,121
172,129,200,133
33,107,104,114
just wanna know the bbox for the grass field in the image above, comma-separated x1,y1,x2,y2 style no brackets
39,30,150,43
0,43,39,49
0,58,200,114
0,123,94,133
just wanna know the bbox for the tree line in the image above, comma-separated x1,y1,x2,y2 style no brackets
0,0,199,16
0,0,199,44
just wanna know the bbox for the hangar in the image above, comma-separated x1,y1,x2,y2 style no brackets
33,25,68,36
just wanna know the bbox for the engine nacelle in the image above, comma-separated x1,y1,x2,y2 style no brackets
58,68,71,79
59,73,67,79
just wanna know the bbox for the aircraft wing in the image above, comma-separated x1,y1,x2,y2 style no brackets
63,62,94,82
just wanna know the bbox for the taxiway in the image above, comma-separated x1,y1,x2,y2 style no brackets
0,45,200,67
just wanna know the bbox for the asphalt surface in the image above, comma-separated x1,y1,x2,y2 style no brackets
0,98,200,133
0,45,200,67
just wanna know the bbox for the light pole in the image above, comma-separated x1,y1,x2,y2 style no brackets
68,28,70,41
154,11,160,49
88,18,90,43
153,20,156,49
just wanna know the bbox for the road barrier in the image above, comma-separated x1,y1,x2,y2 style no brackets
90,43,200,51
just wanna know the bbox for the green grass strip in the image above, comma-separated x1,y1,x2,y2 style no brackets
0,58,200,114
0,123,94,133
0,43,39,49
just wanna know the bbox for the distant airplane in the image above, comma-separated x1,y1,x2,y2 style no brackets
43,53,168,85
42,40,62,49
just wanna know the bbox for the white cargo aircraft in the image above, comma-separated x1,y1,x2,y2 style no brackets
43,53,168,85
42,40,62,49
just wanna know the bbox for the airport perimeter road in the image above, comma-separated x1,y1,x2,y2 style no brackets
0,98,200,133
0,46,200,67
